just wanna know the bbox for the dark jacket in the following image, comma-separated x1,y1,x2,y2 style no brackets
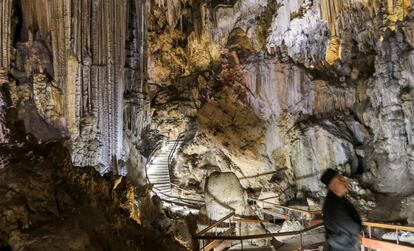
322,191,362,251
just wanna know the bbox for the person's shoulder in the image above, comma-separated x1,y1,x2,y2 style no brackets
325,191,338,202
323,191,343,210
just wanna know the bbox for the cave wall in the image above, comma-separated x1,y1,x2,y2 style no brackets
147,0,414,220
0,0,149,179
0,0,413,224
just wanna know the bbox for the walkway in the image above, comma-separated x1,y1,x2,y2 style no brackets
146,137,204,214
194,199,414,251
146,139,181,199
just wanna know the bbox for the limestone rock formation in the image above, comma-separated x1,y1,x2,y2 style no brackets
205,172,248,220
0,140,186,251
0,0,150,178
148,0,414,224
1,0,414,248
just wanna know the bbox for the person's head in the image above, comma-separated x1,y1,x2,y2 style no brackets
320,168,349,197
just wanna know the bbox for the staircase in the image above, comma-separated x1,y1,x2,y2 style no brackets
147,139,183,200
146,138,204,214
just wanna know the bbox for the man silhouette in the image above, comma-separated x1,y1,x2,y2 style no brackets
320,168,362,251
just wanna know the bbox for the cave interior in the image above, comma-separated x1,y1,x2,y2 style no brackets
0,0,414,250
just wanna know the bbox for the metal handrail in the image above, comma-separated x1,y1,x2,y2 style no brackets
194,222,324,240
167,132,185,168
145,133,206,209
152,187,205,204
239,171,278,180
144,140,164,182
362,222,414,232
196,212,236,251
362,221,414,249
249,198,322,216
171,183,205,200
196,212,235,236
166,132,185,197
193,201,414,251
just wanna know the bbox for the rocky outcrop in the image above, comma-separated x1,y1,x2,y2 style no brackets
204,172,248,220
0,140,187,251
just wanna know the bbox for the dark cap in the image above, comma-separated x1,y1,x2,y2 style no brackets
320,168,338,186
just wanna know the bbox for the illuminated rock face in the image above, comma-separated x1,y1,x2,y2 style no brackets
0,0,148,176
205,172,248,220
148,0,414,216
1,0,414,225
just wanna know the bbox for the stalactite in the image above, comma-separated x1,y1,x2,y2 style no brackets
6,0,136,173
319,0,411,64
0,0,12,68
121,0,150,180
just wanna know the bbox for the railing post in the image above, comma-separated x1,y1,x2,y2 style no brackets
361,230,365,251
396,229,399,245
239,220,243,251
368,226,371,239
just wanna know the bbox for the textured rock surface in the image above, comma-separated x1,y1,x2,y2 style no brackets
0,141,187,251
0,0,150,177
1,0,414,246
205,172,248,220
147,0,414,224
401,195,414,224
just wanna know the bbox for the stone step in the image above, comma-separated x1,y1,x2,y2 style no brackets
147,168,169,171
152,158,169,161
149,178,170,181
147,170,169,173
147,169,169,172
149,179,170,182
150,180,171,183
151,159,169,163
148,174,169,177
148,172,168,176
149,179,171,183
151,162,169,165
150,178,170,182
154,184,171,188
149,163,168,166
148,172,168,175
148,169,168,172
149,180,170,183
